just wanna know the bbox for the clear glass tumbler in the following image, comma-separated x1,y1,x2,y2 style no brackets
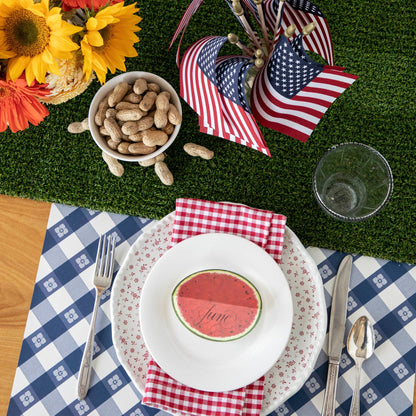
313,143,393,222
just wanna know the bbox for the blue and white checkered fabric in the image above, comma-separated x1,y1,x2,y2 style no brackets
7,204,415,416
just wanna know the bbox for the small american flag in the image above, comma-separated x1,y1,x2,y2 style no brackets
181,36,270,155
204,56,270,155
180,36,229,139
250,36,357,142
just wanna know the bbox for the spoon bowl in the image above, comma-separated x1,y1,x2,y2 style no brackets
346,316,375,416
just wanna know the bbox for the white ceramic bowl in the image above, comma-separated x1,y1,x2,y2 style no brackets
88,71,182,162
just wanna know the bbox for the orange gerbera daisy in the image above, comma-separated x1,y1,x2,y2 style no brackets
0,75,50,132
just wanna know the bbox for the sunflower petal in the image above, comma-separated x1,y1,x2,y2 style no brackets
81,39,94,80
49,34,79,55
86,31,104,47
7,56,31,81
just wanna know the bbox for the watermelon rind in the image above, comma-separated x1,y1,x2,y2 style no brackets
171,269,262,342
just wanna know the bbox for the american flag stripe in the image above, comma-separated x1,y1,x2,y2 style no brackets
180,36,227,136
198,67,224,135
200,119,270,156
199,102,270,156
251,63,357,142
174,31,185,67
219,100,270,155
251,86,319,141
282,2,334,65
199,117,238,144
222,101,252,140
199,100,270,156
262,0,279,31
180,37,204,113
198,117,242,149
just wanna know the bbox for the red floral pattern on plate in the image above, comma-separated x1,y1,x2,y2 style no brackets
110,213,326,415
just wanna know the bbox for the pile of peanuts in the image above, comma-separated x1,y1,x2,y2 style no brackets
67,77,215,185
94,78,182,156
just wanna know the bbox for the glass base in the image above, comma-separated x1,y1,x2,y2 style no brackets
322,173,366,216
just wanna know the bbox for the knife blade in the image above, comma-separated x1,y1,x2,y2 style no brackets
322,254,353,416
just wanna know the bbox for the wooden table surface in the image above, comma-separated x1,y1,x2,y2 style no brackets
0,195,51,416
0,194,414,415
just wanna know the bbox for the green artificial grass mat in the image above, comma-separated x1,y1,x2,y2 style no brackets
0,0,415,264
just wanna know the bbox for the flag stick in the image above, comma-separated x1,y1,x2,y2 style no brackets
232,0,263,50
228,33,255,56
253,0,271,52
273,0,286,43
302,22,316,36
284,23,296,38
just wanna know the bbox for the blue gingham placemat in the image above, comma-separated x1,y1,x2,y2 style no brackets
6,204,415,416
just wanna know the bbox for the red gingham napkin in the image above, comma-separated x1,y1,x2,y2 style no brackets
142,199,287,416
144,360,265,416
170,199,286,263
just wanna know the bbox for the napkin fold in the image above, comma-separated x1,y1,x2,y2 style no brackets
142,199,287,416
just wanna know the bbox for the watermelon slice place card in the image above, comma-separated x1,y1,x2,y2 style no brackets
172,269,262,342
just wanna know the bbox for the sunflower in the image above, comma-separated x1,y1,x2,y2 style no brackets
81,2,141,84
0,75,50,132
0,0,82,85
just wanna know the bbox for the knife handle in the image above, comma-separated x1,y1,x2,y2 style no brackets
322,359,339,416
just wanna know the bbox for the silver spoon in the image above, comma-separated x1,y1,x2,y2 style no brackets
347,316,375,416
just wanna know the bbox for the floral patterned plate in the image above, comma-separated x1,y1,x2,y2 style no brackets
110,213,327,415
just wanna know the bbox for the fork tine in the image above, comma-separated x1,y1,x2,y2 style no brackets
108,236,116,278
94,234,104,277
103,235,112,277
100,235,107,277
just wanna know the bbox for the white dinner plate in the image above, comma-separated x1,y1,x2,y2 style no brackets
139,233,293,392
111,212,327,415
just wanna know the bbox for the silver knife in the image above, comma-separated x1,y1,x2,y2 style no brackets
322,254,353,416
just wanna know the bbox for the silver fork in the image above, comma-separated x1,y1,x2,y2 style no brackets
77,234,116,400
